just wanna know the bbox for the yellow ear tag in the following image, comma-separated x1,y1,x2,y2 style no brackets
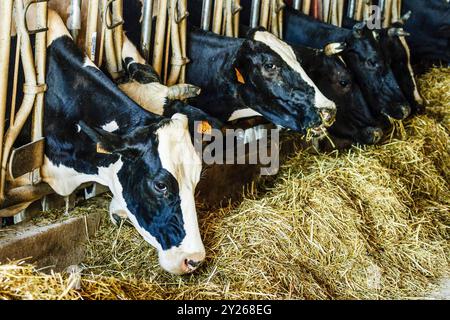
197,121,212,135
235,68,245,84
96,143,111,154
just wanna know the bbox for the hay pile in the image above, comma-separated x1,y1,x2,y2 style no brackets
0,68,449,300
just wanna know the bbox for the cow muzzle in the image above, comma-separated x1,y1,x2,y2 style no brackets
159,246,206,275
362,127,384,145
383,103,411,120
319,105,337,127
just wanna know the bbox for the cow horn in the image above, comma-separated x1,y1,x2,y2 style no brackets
323,42,347,56
399,11,412,24
388,27,410,37
167,84,201,100
352,21,366,38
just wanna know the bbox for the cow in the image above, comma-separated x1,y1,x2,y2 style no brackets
186,0,384,146
271,5,411,124
230,23,383,146
401,0,450,65
49,0,336,136
342,14,425,115
183,26,336,134
14,9,220,275
291,43,384,145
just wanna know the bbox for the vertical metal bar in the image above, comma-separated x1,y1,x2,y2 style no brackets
383,0,392,27
225,0,234,37
302,0,311,15
250,0,261,28
68,0,81,43
233,0,241,37
293,0,302,11
0,0,14,200
337,0,344,26
141,0,154,62
85,0,99,63
323,0,331,22
355,0,363,20
201,0,213,31
347,0,356,18
179,0,188,83
31,0,48,185
260,0,270,28
379,0,385,19
113,0,123,72
153,0,168,76
212,0,224,34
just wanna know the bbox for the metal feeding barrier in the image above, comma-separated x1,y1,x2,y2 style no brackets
199,0,242,37
248,0,285,38
292,0,403,27
139,0,189,85
0,0,50,219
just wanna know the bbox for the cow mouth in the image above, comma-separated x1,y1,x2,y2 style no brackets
307,125,328,140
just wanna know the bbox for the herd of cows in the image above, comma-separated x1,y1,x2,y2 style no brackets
4,0,450,274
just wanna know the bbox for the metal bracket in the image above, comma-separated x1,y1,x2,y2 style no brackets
232,2,243,15
175,0,189,24
104,0,124,30
275,1,286,14
24,0,49,35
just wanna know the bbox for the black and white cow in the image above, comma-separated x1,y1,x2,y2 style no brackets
115,1,337,135
402,0,450,65
280,6,411,123
184,27,337,134
290,43,384,145
342,14,425,115
21,10,214,275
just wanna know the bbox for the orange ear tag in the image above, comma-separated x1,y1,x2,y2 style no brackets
235,68,245,84
197,121,212,135
96,143,112,154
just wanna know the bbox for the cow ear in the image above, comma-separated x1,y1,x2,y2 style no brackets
399,11,412,25
78,121,123,154
387,27,410,37
78,121,145,158
162,101,223,140
323,42,347,56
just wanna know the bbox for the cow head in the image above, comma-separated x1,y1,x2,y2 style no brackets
79,114,205,275
303,45,383,145
374,20,425,115
342,22,411,121
236,29,337,134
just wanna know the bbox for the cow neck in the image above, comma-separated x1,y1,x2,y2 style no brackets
284,7,351,47
186,29,246,118
47,35,163,132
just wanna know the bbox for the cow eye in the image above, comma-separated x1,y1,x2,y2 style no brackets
154,181,168,194
264,63,276,71
366,60,378,69
339,80,350,87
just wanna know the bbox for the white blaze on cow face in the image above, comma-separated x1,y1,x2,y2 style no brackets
153,113,205,274
252,31,337,116
398,36,424,106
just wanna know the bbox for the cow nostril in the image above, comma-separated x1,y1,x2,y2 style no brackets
370,128,384,144
320,108,336,127
184,259,202,272
401,105,411,119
